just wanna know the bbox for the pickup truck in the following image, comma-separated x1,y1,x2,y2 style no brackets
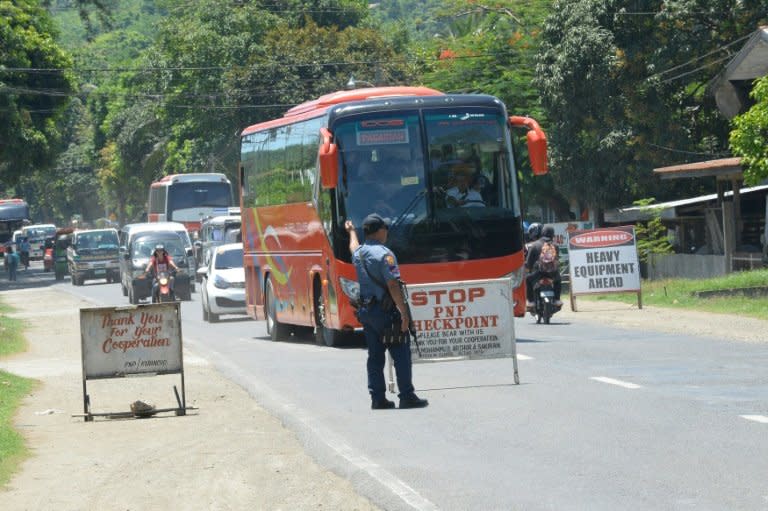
67,228,120,286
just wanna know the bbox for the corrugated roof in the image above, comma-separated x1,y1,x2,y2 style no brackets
605,184,768,223
653,157,742,179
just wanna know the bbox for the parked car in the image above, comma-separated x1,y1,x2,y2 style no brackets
194,214,241,281
121,232,192,304
118,222,197,295
67,228,120,285
199,243,247,322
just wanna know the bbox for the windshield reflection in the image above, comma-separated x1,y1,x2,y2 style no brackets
334,107,522,264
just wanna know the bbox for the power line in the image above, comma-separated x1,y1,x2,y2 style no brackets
0,51,512,74
659,54,733,84
651,33,753,79
646,142,729,157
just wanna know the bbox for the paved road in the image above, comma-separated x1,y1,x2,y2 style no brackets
9,262,768,511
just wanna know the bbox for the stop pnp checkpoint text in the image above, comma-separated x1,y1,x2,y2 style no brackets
410,287,500,331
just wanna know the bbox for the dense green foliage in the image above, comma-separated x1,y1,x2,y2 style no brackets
537,0,768,217
730,75,768,185
3,0,767,227
0,0,74,186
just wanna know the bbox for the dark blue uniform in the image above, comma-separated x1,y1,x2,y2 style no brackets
352,240,415,402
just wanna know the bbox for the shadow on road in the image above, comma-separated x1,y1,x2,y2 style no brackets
421,383,526,392
0,264,64,292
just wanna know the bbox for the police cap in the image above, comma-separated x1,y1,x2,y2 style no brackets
362,213,391,235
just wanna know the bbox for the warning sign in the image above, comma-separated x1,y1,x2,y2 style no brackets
407,278,516,362
568,226,641,295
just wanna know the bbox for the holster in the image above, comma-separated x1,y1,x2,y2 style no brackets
381,310,407,347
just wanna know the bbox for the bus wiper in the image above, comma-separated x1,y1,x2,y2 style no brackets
389,190,427,232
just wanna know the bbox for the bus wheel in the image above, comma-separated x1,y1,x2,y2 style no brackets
313,281,343,347
265,278,290,342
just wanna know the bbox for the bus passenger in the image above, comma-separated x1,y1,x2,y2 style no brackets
345,214,428,410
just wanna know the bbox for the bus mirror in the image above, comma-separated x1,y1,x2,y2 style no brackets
509,116,548,176
318,127,339,189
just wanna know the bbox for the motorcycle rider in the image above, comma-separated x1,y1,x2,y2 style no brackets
524,222,542,260
143,244,179,300
525,224,563,310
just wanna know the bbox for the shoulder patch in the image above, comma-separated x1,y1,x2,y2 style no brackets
385,254,395,265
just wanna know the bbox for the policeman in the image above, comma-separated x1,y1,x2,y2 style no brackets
345,213,429,410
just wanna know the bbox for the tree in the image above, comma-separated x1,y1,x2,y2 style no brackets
0,0,75,184
730,75,768,186
632,198,673,264
536,0,633,219
536,0,768,220
412,1,563,215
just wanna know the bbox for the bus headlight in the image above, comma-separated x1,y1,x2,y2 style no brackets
504,267,525,288
339,277,360,302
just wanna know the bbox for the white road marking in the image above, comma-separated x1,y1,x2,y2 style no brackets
740,415,768,424
590,376,642,389
517,354,533,360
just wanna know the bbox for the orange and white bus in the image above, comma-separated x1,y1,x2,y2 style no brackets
239,86,547,346
147,173,234,233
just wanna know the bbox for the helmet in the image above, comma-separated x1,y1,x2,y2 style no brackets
154,243,165,253
527,222,543,241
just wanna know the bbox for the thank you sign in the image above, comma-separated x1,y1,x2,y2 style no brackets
80,303,183,379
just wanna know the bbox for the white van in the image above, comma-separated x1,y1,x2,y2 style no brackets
118,222,197,296
22,223,56,259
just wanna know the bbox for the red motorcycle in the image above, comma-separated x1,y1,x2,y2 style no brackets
152,271,176,303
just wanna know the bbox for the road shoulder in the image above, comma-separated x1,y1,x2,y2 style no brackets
0,287,379,510
558,298,768,343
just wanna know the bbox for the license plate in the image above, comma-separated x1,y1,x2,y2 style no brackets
540,290,555,297
94,269,106,275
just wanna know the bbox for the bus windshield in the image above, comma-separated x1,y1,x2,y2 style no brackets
0,200,29,244
333,107,522,264
167,182,232,222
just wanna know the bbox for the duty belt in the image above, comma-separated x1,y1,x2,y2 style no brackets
361,296,378,306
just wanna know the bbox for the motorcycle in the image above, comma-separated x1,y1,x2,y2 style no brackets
531,277,561,324
152,270,176,303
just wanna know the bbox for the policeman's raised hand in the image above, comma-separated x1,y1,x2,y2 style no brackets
344,220,355,232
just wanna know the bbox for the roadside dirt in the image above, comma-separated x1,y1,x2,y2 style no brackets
557,297,768,343
1,287,765,511
0,287,379,511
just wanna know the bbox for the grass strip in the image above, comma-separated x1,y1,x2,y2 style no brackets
0,298,35,487
0,370,35,487
587,269,768,320
0,303,26,357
